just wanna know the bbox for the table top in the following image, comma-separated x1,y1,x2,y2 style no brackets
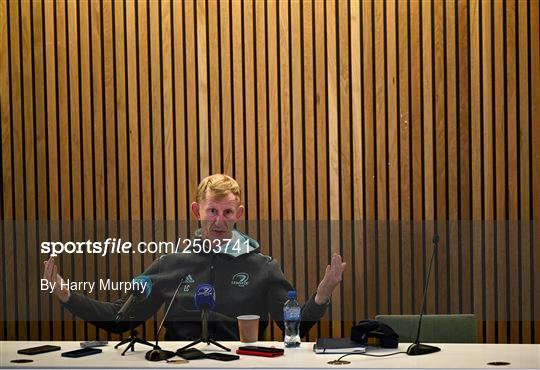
1,341,539,369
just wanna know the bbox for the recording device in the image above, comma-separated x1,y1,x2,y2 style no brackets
80,340,108,348
406,235,442,356
236,346,284,357
17,345,61,355
313,338,366,354
350,320,399,348
145,276,185,362
115,275,153,322
61,347,102,358
177,283,231,352
176,348,206,360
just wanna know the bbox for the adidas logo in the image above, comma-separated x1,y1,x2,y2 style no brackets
184,275,195,284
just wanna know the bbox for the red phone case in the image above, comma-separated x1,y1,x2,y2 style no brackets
236,349,284,357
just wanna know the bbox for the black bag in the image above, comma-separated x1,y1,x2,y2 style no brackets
350,320,399,348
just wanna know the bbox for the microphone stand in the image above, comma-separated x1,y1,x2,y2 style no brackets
178,307,231,352
114,302,154,355
145,278,185,361
114,322,154,356
406,235,441,356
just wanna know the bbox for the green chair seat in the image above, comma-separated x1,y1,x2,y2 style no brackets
375,314,477,343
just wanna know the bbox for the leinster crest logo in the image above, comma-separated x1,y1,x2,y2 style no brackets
231,272,250,288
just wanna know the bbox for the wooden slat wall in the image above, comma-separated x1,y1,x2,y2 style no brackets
1,0,539,344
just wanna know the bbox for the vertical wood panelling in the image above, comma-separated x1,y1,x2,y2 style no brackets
530,0,540,342
2,0,14,341
207,0,220,175
469,0,483,342
114,0,133,341
0,0,539,344
516,0,531,344
361,0,377,328
386,0,399,317
397,0,411,316
231,0,244,202
349,0,364,331
482,0,497,341
244,0,257,223
325,0,340,338
457,0,471,318
410,0,424,319
219,0,233,177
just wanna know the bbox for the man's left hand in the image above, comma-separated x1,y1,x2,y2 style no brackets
315,254,346,305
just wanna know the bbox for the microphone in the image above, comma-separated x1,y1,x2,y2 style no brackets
195,283,216,341
407,235,441,356
145,276,184,362
177,283,230,352
115,275,153,322
194,283,216,311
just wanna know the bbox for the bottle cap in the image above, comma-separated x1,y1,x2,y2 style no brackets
287,291,297,300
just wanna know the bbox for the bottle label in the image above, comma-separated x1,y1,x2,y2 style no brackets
284,308,301,321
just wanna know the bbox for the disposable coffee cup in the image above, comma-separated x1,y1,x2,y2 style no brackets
237,315,260,343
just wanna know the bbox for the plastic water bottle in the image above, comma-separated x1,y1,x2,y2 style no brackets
283,291,301,348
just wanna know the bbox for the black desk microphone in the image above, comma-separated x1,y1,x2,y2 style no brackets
145,277,184,361
407,235,441,356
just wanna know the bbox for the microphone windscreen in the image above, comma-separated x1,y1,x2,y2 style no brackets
194,283,216,310
132,275,153,299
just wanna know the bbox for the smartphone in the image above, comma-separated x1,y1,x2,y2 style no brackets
205,352,240,361
61,347,102,358
176,348,206,360
236,346,284,357
80,340,108,348
17,345,61,355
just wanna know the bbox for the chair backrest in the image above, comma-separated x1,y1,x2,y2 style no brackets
374,314,477,343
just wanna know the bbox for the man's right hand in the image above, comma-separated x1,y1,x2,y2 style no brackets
43,256,71,303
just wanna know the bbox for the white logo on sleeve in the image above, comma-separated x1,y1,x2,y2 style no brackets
183,274,195,291
185,275,195,284
231,272,250,288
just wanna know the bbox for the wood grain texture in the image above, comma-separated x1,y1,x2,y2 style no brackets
0,0,538,344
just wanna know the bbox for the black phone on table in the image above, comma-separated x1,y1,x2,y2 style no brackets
61,347,102,358
205,352,240,361
17,345,61,355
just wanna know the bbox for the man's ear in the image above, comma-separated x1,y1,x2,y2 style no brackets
236,205,244,220
191,202,201,219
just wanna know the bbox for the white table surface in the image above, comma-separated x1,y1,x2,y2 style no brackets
1,341,538,369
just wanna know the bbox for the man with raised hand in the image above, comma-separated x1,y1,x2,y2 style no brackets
43,174,346,340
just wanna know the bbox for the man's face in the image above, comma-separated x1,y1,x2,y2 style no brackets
191,192,244,241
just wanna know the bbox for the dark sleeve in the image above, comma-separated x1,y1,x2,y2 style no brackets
61,257,165,334
266,259,328,338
